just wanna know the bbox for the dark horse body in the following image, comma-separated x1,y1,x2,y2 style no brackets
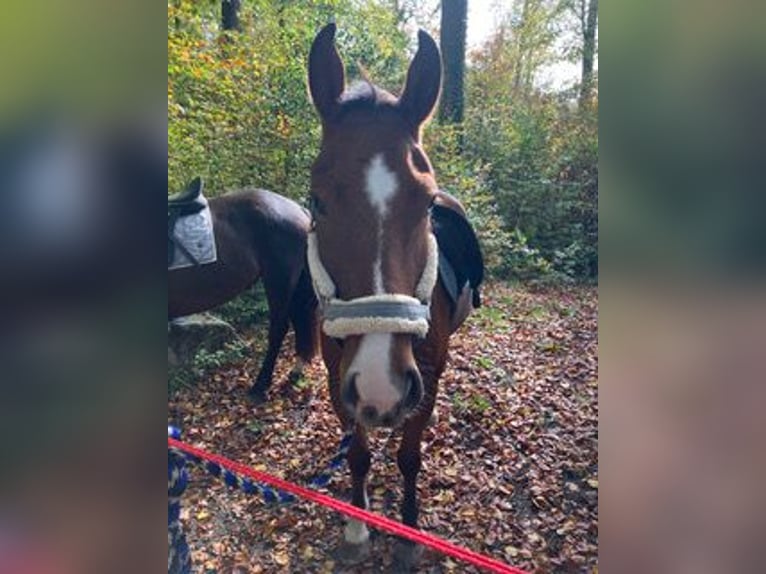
168,188,318,401
307,25,484,569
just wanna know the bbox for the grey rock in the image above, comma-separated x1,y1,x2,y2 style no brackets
168,313,240,366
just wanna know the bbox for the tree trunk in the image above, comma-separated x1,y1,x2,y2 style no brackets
512,0,531,95
439,0,468,124
580,0,598,107
221,0,241,32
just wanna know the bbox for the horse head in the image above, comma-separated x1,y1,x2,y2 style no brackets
308,23,442,428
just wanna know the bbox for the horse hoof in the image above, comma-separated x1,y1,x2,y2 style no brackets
334,539,371,565
391,541,422,572
288,358,306,383
247,388,267,404
427,406,439,427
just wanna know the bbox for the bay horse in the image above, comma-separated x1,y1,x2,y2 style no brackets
168,185,319,402
307,24,484,568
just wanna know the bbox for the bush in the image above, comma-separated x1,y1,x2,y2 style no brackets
168,0,407,203
215,284,270,330
425,124,516,278
463,72,598,282
168,0,598,284
192,339,249,377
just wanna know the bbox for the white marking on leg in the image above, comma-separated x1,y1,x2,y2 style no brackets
344,489,370,544
364,154,398,294
344,519,370,544
348,333,399,416
428,405,439,427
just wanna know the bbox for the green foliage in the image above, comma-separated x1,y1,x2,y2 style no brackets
553,239,597,281
168,0,598,284
168,366,195,394
168,337,249,393
215,284,270,330
476,355,495,370
458,0,598,282
502,228,555,280
425,123,517,278
473,304,508,330
452,390,492,416
462,76,598,281
168,0,407,203
192,338,249,377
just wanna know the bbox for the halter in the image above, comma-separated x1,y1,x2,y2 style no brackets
306,231,438,338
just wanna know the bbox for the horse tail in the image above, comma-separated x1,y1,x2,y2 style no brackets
289,264,319,363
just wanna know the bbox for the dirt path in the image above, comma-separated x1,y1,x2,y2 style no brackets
168,282,598,573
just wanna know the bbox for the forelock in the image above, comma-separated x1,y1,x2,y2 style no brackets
337,81,398,116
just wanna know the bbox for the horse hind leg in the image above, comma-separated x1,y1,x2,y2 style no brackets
248,305,289,403
335,429,373,565
288,267,319,382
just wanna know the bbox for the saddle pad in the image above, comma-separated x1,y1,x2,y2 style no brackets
168,204,217,270
431,202,485,310
437,250,464,306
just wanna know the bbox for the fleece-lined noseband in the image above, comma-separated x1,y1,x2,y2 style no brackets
306,232,438,338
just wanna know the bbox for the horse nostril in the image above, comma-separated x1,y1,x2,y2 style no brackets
403,368,423,411
360,405,378,424
342,373,360,408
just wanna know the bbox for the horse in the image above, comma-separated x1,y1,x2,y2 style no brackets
307,24,484,568
168,183,319,402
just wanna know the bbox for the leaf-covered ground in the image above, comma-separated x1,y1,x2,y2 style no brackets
168,282,598,573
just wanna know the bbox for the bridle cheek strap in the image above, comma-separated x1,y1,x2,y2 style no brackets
306,232,439,339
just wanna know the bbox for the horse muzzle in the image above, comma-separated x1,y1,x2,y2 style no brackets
342,367,423,428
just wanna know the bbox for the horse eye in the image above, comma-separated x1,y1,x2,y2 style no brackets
410,146,432,174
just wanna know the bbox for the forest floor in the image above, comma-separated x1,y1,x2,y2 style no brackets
168,281,598,573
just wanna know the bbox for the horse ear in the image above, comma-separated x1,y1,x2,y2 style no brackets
399,30,442,136
308,23,345,122
187,176,203,195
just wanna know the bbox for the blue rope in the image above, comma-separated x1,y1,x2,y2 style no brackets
168,427,191,574
167,426,353,504
166,425,352,573
307,430,352,488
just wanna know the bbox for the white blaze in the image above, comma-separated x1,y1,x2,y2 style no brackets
364,153,397,219
364,153,397,293
347,333,399,415
350,154,401,419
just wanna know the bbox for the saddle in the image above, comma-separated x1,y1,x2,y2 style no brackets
168,177,208,267
168,176,206,217
430,193,485,311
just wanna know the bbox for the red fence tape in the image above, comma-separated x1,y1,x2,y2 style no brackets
168,437,529,574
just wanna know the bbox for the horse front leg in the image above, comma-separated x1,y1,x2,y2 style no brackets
392,423,426,571
335,426,373,564
392,367,440,571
